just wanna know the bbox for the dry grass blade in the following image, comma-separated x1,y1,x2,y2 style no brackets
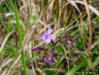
74,0,99,16
4,13,15,17
43,68,65,73
6,55,21,75
0,58,13,72
83,0,92,54
91,40,99,50
66,0,84,35
36,68,46,75
0,0,5,5
88,5,99,16
67,0,80,13
1,70,7,75
28,42,37,75
0,31,14,53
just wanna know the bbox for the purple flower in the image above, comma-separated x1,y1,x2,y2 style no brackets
41,49,55,64
42,53,54,64
42,28,56,43
44,58,55,64
62,40,68,45
32,47,44,51
49,49,54,61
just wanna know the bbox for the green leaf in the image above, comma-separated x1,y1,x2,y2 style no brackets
21,50,28,75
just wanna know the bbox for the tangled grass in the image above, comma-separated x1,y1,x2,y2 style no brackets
0,0,99,75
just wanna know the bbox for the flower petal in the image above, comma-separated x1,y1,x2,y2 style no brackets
49,49,54,61
51,34,56,41
45,39,51,43
47,28,53,34
42,33,47,40
32,47,44,51
44,58,55,64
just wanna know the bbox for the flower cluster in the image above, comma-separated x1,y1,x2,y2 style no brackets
42,28,56,43
31,28,79,64
32,28,56,64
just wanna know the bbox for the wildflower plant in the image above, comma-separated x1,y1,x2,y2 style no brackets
32,28,79,64
32,28,56,64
